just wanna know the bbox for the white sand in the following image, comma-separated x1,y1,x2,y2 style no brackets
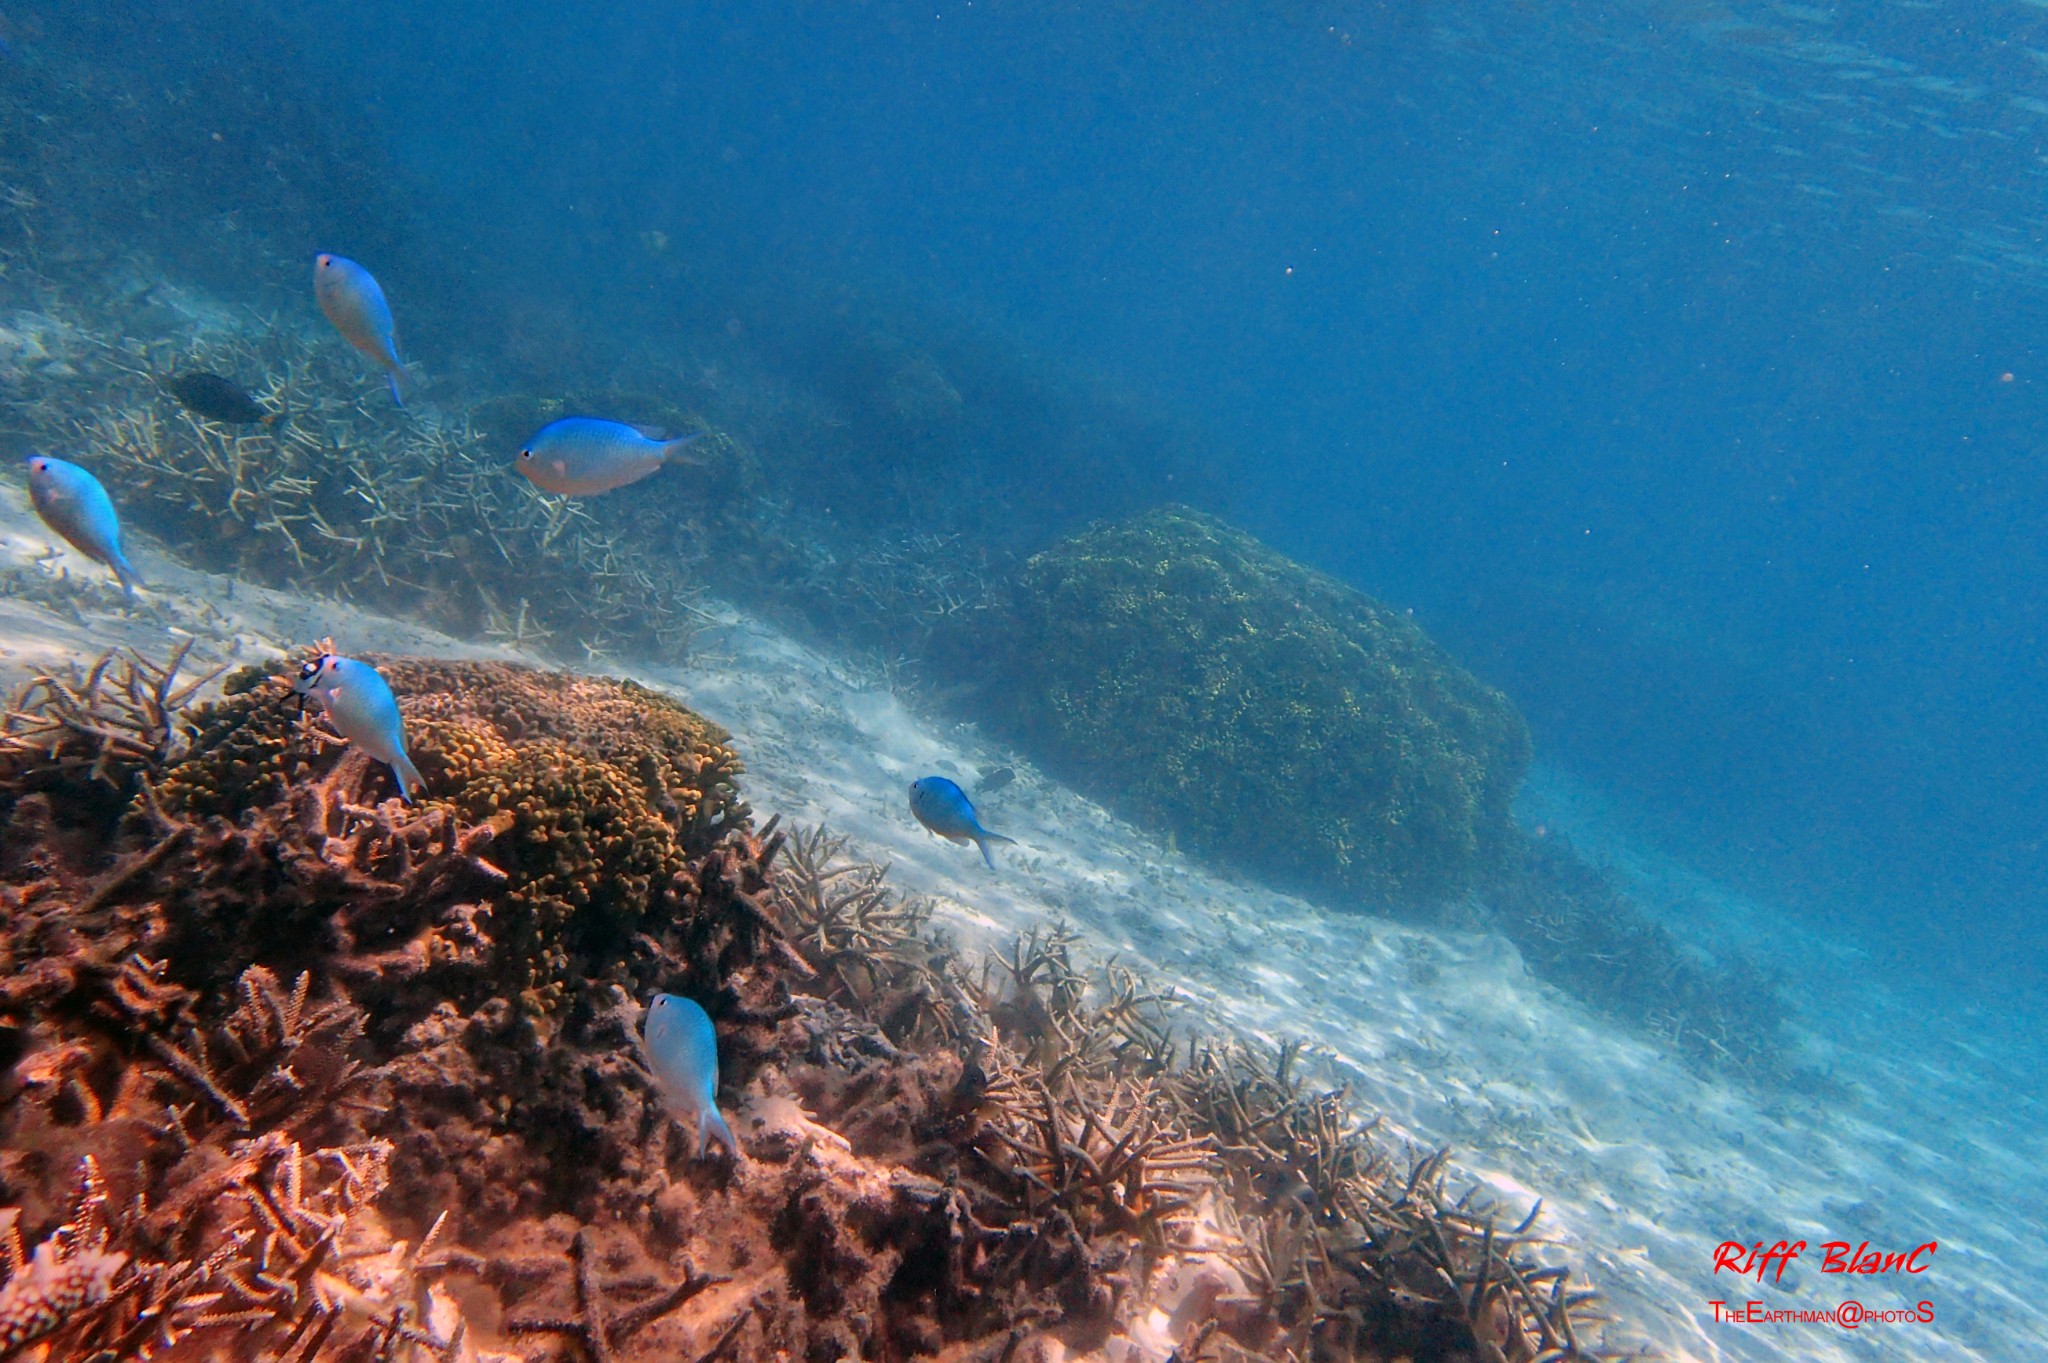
2,478,2039,1362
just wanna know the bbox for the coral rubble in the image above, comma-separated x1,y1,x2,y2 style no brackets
956,505,1533,909
1,649,1618,1361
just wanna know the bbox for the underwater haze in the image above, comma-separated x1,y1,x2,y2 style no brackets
280,0,2048,991
5,1,2048,1360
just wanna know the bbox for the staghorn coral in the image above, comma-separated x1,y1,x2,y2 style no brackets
763,824,971,1044
8,300,725,665
2,648,1628,1362
890,916,1618,1363
0,641,223,810
0,967,515,1363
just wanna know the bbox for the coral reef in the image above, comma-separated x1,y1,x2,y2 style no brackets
1479,831,1791,1080
29,321,724,664
137,655,746,1015
952,505,1533,909
0,641,222,815
0,648,1621,1362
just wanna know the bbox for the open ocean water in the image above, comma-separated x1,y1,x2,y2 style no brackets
2,2,2045,1361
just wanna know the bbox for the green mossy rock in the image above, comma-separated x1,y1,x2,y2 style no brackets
985,506,1530,908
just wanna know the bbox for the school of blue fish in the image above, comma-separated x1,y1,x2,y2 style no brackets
16,250,1026,1160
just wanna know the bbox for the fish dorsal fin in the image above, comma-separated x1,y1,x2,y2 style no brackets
633,424,670,441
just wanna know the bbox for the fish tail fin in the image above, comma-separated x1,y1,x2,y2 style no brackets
974,832,1017,869
700,1105,739,1160
385,365,413,407
662,432,705,466
111,556,141,603
392,751,427,803
265,400,290,433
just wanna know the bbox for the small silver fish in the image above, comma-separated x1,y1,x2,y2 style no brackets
24,455,140,600
515,417,702,497
290,653,426,802
641,993,737,1159
314,253,412,405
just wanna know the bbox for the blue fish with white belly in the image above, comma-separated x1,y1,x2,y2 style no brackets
25,455,140,600
909,775,1017,869
515,417,703,497
641,993,737,1159
314,253,412,405
290,653,427,802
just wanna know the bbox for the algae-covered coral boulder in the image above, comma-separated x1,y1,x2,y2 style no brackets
981,506,1530,907
151,657,750,1010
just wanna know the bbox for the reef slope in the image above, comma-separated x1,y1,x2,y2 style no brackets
0,651,1607,1363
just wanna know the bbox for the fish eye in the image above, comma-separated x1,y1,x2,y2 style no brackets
518,449,531,459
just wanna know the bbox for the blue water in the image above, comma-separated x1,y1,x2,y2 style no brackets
217,0,2041,997
5,1,2044,1355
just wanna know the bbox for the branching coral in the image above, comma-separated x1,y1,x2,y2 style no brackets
0,641,223,804
14,307,720,665
972,1057,1218,1246
764,825,972,1044
894,917,1619,1363
0,970,508,1363
1,648,1629,1363
1154,1037,1611,1363
957,924,1179,1083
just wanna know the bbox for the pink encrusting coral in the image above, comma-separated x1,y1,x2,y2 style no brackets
0,649,1617,1362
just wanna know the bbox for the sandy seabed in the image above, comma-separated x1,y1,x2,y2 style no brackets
1,478,2040,1363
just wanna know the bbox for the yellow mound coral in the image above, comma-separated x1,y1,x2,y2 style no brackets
152,656,750,1010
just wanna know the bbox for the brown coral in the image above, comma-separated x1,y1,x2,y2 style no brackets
0,650,1623,1363
138,655,750,1013
0,641,223,816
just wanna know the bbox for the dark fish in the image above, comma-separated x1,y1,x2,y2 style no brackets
165,372,279,426
976,766,1016,796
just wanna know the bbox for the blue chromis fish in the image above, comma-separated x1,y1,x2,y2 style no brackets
909,775,1017,869
290,653,426,802
24,455,140,600
641,993,738,1159
515,417,702,497
314,253,412,406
